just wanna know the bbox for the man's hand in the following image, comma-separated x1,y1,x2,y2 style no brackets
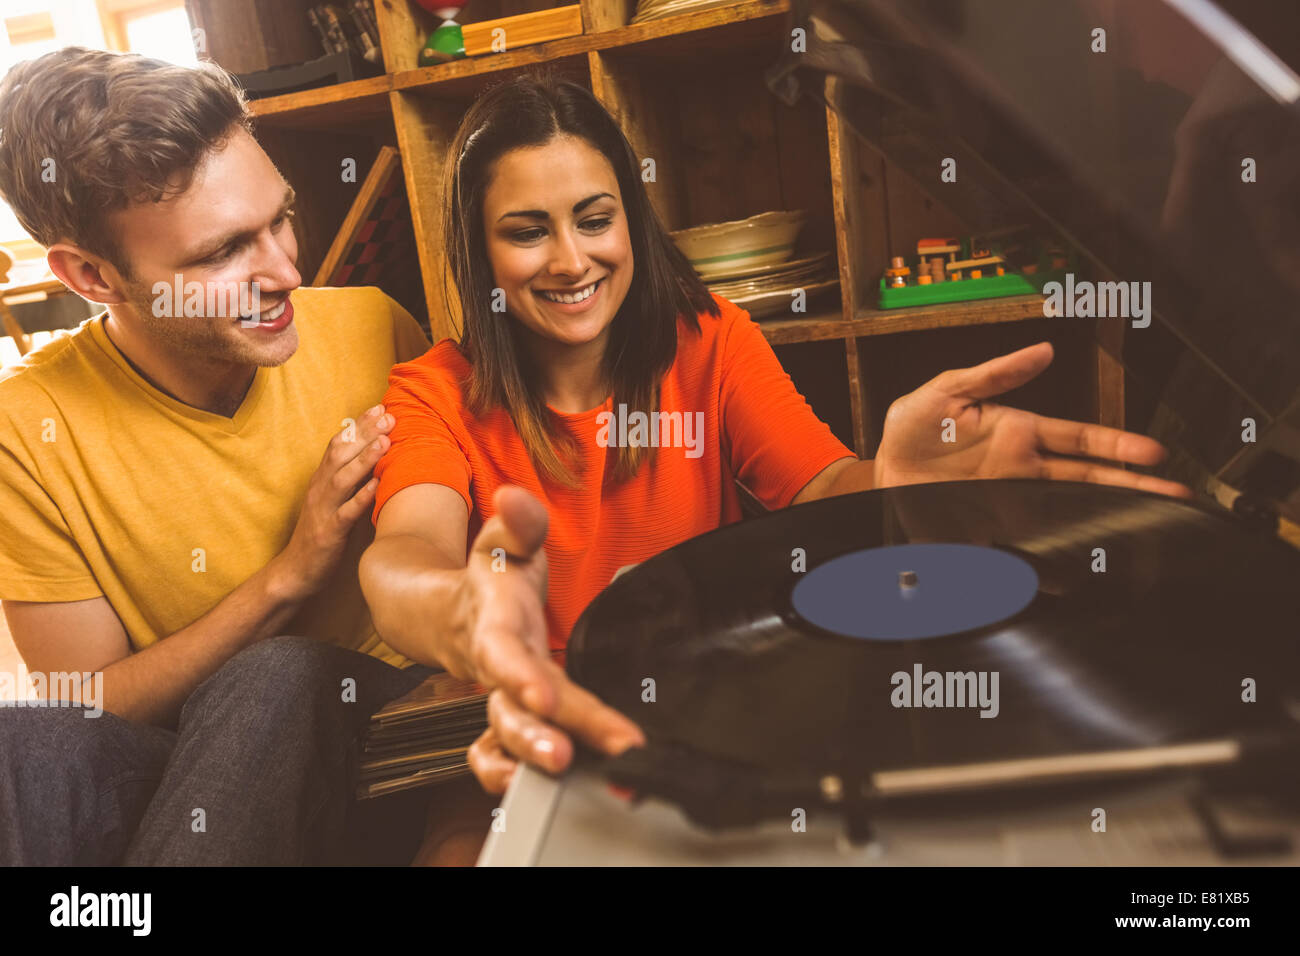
273,404,394,602
873,342,1194,499
459,486,645,794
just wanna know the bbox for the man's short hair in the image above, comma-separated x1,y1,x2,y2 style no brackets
0,46,251,279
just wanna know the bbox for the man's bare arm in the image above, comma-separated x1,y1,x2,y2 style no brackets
4,403,396,728
6,558,303,727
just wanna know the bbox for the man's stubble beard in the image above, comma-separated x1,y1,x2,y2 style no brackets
123,275,296,368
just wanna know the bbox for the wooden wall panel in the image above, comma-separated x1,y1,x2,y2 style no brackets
859,318,1098,452
256,121,395,286
827,83,888,318
390,90,467,342
774,340,853,453
588,49,687,229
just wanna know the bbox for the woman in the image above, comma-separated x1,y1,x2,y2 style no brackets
358,73,1189,858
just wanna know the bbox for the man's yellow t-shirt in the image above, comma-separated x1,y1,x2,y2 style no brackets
0,286,431,667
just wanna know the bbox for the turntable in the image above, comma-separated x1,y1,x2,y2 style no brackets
480,481,1300,865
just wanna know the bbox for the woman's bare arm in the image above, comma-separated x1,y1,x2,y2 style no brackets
791,456,873,504
359,483,644,793
359,483,471,669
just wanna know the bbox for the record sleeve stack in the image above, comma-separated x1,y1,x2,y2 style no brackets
358,671,486,798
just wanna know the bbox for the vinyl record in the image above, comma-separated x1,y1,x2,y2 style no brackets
567,480,1300,816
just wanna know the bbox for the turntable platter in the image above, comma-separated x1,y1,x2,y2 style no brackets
567,480,1300,801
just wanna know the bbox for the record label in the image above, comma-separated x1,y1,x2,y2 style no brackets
791,543,1039,641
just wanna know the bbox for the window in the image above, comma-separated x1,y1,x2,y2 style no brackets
124,6,198,65
0,0,198,255
105,0,198,66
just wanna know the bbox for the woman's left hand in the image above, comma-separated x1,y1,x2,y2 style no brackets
872,342,1195,499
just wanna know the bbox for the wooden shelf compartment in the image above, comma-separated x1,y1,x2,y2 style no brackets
394,47,592,100
588,37,836,261
582,0,785,34
249,74,394,128
825,77,979,323
256,118,400,286
377,0,582,74
387,0,789,94
187,0,391,128
238,1,791,129
759,295,1051,345
380,0,787,69
845,317,1106,459
188,0,352,75
587,0,788,60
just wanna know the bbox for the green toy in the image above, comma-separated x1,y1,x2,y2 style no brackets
418,4,467,64
877,269,1068,309
878,235,1074,309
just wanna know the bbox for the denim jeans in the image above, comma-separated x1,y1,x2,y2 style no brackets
0,635,435,865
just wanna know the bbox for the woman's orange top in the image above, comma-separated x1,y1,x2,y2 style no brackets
372,293,853,652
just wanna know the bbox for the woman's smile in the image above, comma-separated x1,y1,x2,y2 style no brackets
535,276,605,310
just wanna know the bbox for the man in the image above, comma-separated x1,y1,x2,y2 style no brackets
0,47,433,864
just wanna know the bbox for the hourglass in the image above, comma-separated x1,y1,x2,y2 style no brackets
415,1,468,63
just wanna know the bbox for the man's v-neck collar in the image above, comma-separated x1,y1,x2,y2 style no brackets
89,312,268,434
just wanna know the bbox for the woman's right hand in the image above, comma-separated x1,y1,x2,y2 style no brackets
455,486,645,794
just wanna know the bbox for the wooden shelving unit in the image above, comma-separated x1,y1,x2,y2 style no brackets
189,0,1124,460
249,75,393,126
760,296,1051,346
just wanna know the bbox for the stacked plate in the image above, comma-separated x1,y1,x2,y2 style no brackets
630,0,741,24
704,250,840,318
670,210,806,280
669,209,839,317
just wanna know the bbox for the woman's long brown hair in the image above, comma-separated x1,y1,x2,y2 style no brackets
443,71,719,486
